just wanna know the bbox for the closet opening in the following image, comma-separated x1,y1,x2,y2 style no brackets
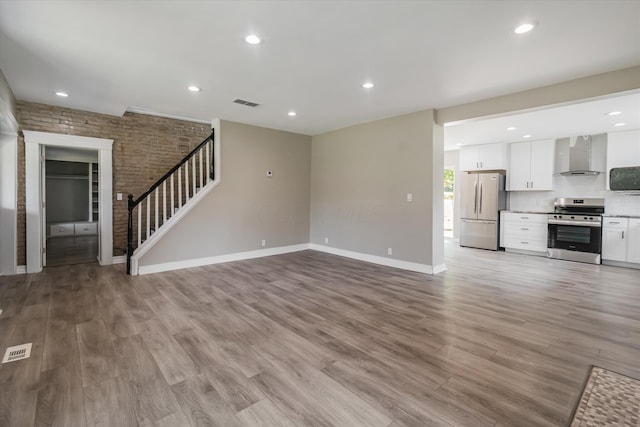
44,147,99,267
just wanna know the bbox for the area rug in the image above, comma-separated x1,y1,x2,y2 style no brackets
570,366,640,426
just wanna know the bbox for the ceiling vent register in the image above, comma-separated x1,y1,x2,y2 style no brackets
233,99,260,107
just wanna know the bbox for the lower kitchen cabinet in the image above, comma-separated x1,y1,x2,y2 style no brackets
602,217,640,267
501,212,548,254
626,218,640,264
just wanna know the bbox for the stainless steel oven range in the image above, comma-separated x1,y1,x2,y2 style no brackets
547,198,604,264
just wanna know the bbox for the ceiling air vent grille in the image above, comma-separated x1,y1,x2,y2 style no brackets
233,99,260,108
2,343,32,363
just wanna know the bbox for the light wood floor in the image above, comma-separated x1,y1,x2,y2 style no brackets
1,243,639,426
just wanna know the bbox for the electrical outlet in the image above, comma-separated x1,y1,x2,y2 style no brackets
117,193,123,201
261,239,266,247
324,237,329,244
387,247,393,255
407,193,413,202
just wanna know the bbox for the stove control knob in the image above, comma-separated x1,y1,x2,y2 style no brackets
584,217,588,220
571,216,575,219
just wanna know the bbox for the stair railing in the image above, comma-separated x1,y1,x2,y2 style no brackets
127,129,215,274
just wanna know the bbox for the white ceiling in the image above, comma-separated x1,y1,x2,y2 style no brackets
444,91,640,150
1,0,639,137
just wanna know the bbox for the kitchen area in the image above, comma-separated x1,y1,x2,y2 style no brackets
446,94,640,270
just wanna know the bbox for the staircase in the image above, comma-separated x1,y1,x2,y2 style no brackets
126,129,217,274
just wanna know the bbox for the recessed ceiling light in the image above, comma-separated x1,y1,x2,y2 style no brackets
288,111,296,117
55,91,69,97
607,111,621,116
514,23,535,34
362,82,374,89
523,134,532,138
187,86,201,92
507,126,516,131
245,35,261,45
613,123,626,127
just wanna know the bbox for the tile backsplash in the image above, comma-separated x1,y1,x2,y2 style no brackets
508,173,640,214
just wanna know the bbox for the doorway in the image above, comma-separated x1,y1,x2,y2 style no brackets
44,147,100,266
24,131,113,273
444,167,455,239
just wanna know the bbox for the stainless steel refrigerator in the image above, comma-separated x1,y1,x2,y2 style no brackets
459,172,506,250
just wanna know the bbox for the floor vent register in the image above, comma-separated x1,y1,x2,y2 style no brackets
2,343,32,363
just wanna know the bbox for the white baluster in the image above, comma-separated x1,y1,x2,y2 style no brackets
170,174,175,215
162,181,167,224
154,188,159,233
185,160,189,202
178,166,182,208
137,205,142,247
192,155,196,195
199,149,203,189
205,142,210,184
146,196,150,240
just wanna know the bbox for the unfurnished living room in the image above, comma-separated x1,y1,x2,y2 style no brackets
1,1,639,426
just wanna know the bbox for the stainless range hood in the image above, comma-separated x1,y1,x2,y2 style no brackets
555,134,606,176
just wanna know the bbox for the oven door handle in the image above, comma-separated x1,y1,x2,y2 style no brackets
548,219,602,227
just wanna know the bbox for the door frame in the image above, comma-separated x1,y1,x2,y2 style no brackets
24,131,113,273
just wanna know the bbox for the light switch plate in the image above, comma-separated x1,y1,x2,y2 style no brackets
116,193,123,201
407,193,413,202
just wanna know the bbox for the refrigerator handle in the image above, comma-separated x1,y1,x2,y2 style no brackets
479,181,483,214
474,181,478,213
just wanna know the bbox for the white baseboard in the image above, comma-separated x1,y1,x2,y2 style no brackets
138,243,311,275
16,265,26,274
309,244,442,274
137,243,446,276
111,256,126,264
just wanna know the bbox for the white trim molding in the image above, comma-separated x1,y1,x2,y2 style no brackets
24,131,114,273
309,244,445,274
138,244,310,275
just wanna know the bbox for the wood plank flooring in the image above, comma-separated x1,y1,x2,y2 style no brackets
1,242,639,426
45,236,98,267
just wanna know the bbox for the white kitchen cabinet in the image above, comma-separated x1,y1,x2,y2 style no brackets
602,218,627,262
601,217,640,266
627,218,640,264
507,139,554,191
607,130,640,190
459,143,507,171
501,212,548,254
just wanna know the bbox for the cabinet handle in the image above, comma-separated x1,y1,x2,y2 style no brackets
526,182,529,188
521,228,529,230
609,221,620,224
530,181,533,189
521,241,529,244
622,231,624,239
521,216,529,219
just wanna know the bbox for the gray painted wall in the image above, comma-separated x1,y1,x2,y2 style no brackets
0,68,17,274
46,178,89,223
310,110,441,266
139,120,311,266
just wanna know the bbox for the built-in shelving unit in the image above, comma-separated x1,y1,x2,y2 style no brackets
90,163,99,222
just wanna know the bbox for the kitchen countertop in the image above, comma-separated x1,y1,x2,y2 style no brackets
603,214,640,219
501,210,548,214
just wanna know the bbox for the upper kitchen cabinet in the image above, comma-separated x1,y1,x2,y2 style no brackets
607,129,640,190
459,142,507,171
507,139,554,191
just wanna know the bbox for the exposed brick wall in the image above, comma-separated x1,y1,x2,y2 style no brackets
16,101,211,264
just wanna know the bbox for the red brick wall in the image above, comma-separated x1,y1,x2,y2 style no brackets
16,101,211,264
